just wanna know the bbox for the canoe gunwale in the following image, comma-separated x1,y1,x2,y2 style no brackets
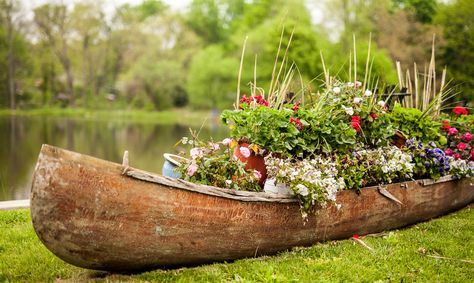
123,163,461,203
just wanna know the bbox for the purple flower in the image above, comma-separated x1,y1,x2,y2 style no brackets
222,138,232,146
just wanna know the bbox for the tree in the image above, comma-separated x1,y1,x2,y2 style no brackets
34,4,75,102
0,0,30,109
436,0,474,103
70,2,107,105
393,0,438,24
187,45,238,109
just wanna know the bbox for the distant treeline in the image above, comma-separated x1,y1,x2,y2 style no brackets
0,0,472,110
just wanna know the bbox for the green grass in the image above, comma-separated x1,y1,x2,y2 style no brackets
1,207,473,282
0,108,216,126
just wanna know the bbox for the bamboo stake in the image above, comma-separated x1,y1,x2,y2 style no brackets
363,33,371,91
235,36,248,110
253,54,258,98
353,33,357,83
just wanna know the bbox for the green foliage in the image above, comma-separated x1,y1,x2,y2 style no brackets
1,207,473,282
187,45,238,109
393,0,438,23
436,0,474,104
387,104,445,145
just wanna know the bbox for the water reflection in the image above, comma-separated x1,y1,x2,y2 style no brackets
0,115,228,201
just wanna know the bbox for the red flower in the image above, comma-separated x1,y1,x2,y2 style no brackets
292,101,301,111
457,142,467,151
453,106,468,116
239,95,269,107
351,116,361,132
352,234,360,239
290,117,304,131
445,148,454,156
441,121,451,131
454,153,462,160
369,113,378,120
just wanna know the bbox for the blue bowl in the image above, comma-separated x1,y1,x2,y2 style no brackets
162,153,188,179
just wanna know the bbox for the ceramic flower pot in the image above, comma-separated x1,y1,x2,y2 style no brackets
263,179,293,196
162,153,188,179
233,143,267,185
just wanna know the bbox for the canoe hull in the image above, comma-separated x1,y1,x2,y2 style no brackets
30,145,474,271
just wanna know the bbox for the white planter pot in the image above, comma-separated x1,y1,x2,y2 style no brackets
264,179,293,196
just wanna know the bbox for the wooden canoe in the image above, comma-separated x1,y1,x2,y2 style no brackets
30,144,474,272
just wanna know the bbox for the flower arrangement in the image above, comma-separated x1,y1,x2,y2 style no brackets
176,136,261,191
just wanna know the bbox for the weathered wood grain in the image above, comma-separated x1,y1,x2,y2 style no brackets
30,144,474,271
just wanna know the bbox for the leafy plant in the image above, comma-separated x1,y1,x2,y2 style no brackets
387,103,445,145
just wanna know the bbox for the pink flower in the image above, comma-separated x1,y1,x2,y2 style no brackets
454,153,462,160
253,170,262,180
222,138,232,146
186,163,198,176
190,148,204,159
239,146,251,158
457,142,467,151
445,148,454,156
448,127,458,136
462,133,473,142
209,142,220,150
471,150,474,160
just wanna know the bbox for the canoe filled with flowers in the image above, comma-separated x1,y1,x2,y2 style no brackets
30,144,474,271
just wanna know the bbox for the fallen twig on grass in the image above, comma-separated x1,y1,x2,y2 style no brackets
352,235,374,252
420,253,474,264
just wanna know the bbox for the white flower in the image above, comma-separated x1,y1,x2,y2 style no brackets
336,203,342,210
353,97,362,104
190,148,204,159
355,81,362,87
296,184,309,196
342,105,354,115
225,180,232,185
364,89,372,97
181,137,189,144
377,100,386,107
222,138,232,146
333,87,341,94
347,82,355,87
239,146,251,158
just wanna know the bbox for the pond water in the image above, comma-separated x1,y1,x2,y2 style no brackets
0,115,228,201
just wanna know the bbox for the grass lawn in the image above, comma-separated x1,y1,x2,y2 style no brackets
0,108,216,127
1,207,473,282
